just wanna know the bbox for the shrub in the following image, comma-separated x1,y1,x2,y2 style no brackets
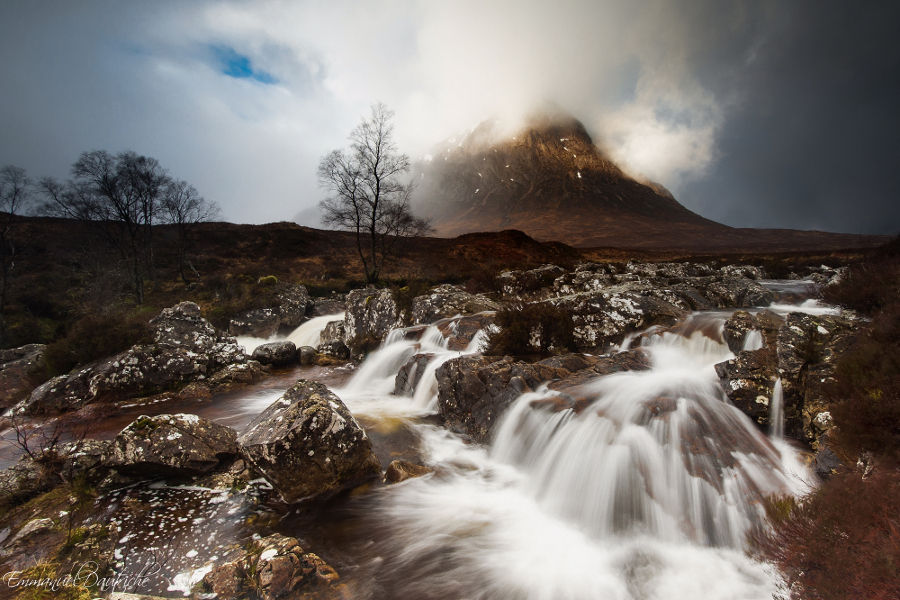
820,251,900,316
44,312,153,375
757,468,900,600
483,302,574,355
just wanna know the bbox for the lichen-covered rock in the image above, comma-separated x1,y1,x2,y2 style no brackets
0,455,56,506
17,302,249,415
344,288,401,345
0,344,46,407
229,283,311,337
206,360,266,389
316,341,351,361
695,277,775,308
310,293,348,317
384,460,434,483
238,380,381,502
103,413,238,478
0,439,112,505
200,533,345,600
253,341,298,366
714,349,779,426
436,356,575,443
776,312,858,443
720,265,765,280
722,311,760,353
394,353,434,396
410,284,499,325
319,320,346,345
497,265,567,300
551,286,686,352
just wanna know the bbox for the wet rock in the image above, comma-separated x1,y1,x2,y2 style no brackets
238,380,381,502
0,344,46,408
552,263,616,296
776,312,858,443
344,288,401,350
755,310,786,349
722,311,760,353
410,284,499,325
544,350,653,410
17,302,249,415
384,460,434,483
714,349,778,426
552,286,686,352
436,356,574,443
207,360,267,390
201,533,345,600
435,313,495,351
229,283,312,337
298,345,317,366
0,455,56,506
316,341,351,361
103,413,238,478
253,341,298,366
59,438,111,483
694,277,775,308
394,353,434,396
720,265,765,280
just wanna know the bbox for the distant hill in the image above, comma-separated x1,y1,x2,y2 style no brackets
411,107,887,252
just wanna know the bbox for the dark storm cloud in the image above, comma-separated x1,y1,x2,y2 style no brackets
0,0,897,234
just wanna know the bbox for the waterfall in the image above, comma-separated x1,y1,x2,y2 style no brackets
286,312,345,348
357,313,810,599
769,378,784,441
742,329,764,351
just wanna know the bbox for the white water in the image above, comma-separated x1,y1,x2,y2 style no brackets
286,312,345,348
347,312,809,599
769,378,784,441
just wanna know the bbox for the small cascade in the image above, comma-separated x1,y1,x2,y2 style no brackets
489,321,799,548
742,329,764,351
286,312,345,348
769,378,784,441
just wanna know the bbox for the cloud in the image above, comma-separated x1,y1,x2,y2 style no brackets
0,0,897,234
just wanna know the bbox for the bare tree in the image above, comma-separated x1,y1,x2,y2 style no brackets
159,179,220,283
0,165,34,344
318,103,432,283
40,151,169,304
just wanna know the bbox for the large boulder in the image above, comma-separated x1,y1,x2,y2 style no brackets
410,284,499,325
776,312,858,443
0,344,46,408
343,288,401,347
17,302,249,415
393,353,434,396
238,380,381,502
551,286,686,352
229,283,311,338
103,413,238,478
200,533,344,600
0,438,111,505
497,265,567,301
252,341,298,366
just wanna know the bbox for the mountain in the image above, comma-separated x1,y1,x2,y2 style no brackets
411,108,883,252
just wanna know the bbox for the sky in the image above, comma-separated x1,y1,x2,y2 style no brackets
1,0,898,235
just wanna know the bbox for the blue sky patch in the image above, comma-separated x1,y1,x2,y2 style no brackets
212,45,276,84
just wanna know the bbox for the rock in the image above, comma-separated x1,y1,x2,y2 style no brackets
238,380,381,502
384,460,434,483
552,286,686,352
393,353,434,396
253,341,298,366
206,360,266,389
344,288,401,347
320,320,346,345
298,345,317,365
229,283,311,337
714,349,779,426
0,455,56,506
201,533,344,600
498,264,567,300
230,307,281,339
435,313,496,351
0,438,111,504
436,356,574,443
103,413,238,478
722,311,760,353
552,263,616,296
776,312,858,443
5,518,54,550
59,438,111,483
695,277,775,308
0,344,46,408
720,265,765,280
316,341,351,361
813,434,843,479
410,284,499,325
310,293,348,317
17,302,249,415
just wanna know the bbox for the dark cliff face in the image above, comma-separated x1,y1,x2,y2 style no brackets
412,109,725,248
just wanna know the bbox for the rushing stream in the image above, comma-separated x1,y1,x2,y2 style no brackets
10,295,826,598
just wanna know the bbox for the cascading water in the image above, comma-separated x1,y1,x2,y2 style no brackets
352,312,810,599
286,312,346,347
769,378,784,441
